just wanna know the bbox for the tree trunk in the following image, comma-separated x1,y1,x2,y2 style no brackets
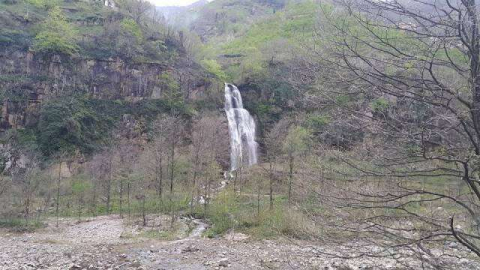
56,162,61,228
119,179,124,218
269,159,274,211
106,181,111,215
25,195,30,225
77,199,82,221
106,156,112,215
190,169,198,215
239,167,243,195
159,159,163,199
142,196,146,226
204,175,209,215
127,182,131,221
257,177,261,221
170,145,175,195
288,155,294,206
233,170,237,194
169,136,176,227
156,154,163,199
170,202,176,229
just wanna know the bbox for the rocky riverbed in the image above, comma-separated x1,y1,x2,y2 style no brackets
0,215,479,270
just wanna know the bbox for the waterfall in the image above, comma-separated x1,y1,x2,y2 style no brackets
225,83,259,171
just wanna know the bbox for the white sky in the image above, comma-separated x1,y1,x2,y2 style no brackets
147,0,200,6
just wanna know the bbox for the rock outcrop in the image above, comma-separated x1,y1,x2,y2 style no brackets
0,50,208,130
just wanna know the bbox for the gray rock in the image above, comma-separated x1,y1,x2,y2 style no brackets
218,258,229,267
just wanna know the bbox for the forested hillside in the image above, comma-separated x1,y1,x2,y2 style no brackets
2,0,480,269
0,0,218,157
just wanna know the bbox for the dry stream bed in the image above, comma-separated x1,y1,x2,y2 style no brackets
0,215,479,269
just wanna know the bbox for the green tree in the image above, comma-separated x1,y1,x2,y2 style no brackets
120,18,143,42
158,73,183,112
282,126,311,205
114,18,144,59
37,98,106,156
33,6,78,56
201,59,228,82
71,176,92,220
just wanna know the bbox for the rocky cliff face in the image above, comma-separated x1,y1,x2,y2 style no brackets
0,50,208,130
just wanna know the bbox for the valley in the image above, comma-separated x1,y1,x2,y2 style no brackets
2,0,480,269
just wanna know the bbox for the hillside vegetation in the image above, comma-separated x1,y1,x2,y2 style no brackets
1,0,480,269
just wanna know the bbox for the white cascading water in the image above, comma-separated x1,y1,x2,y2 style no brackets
225,83,259,171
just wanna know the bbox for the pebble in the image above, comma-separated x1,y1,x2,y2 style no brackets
218,258,229,267
0,216,479,270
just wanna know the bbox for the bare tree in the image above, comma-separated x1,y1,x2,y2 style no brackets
113,139,138,219
54,152,69,227
264,117,290,210
142,132,166,200
117,0,153,24
89,149,114,215
151,114,185,226
283,126,311,205
71,175,91,221
0,175,8,198
320,0,480,258
190,114,224,212
11,153,41,225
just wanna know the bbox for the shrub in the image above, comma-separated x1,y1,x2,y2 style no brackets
33,7,79,56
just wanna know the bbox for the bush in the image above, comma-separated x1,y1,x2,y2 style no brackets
0,29,31,50
37,97,111,156
26,0,60,10
371,98,389,113
33,7,79,56
0,219,45,232
202,189,320,239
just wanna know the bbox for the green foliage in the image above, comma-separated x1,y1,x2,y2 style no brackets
26,0,60,10
33,6,79,56
31,96,196,157
157,73,185,112
139,229,176,240
216,1,320,56
335,95,351,106
202,189,317,239
120,18,143,43
200,59,228,81
203,190,240,236
3,0,19,4
37,97,111,156
71,177,92,195
283,126,312,155
371,98,389,113
0,29,30,50
305,114,330,130
0,219,45,232
14,129,38,151
1,0,182,62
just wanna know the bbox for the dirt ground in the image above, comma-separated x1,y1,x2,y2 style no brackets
0,215,479,270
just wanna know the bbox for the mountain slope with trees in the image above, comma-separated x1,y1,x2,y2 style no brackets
1,0,480,269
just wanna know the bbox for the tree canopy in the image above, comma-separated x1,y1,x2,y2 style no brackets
33,6,79,56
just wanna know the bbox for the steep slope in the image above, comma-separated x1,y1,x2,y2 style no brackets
190,1,323,136
190,0,285,41
0,0,213,158
158,0,288,40
156,0,210,27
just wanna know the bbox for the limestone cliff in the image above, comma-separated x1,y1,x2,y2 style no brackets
0,50,209,130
